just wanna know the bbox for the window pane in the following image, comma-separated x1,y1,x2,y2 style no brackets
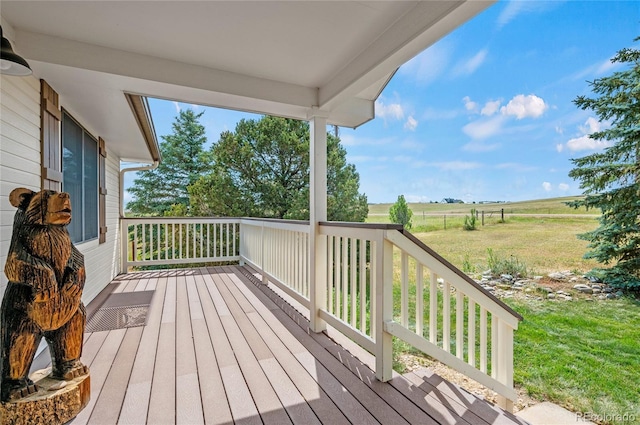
84,134,99,240
63,114,83,243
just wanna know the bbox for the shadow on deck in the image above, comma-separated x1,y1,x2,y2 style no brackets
34,266,528,424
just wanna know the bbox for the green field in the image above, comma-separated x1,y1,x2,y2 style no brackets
368,196,599,217
372,197,640,423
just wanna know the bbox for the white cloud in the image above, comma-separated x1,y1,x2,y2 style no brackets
463,96,479,113
173,101,181,113
404,116,418,131
572,56,622,81
481,100,501,116
496,1,530,28
375,99,404,120
496,1,559,29
462,141,501,152
340,134,397,147
462,115,507,140
495,163,537,172
542,182,552,192
563,117,613,152
453,49,488,77
430,161,482,171
500,94,548,119
400,42,451,85
405,195,431,203
556,144,564,153
558,183,570,191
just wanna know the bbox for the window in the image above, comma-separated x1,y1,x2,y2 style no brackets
62,111,98,243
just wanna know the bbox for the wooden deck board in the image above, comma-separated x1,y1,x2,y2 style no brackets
188,274,233,425
223,278,350,425
75,266,527,425
147,273,177,425
196,271,261,425
118,276,168,425
176,274,205,425
211,271,292,425
88,326,144,424
74,328,127,425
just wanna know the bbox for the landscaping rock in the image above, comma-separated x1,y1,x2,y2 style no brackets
547,293,556,299
573,284,593,294
548,272,567,280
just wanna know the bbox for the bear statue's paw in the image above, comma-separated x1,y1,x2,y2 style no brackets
1,378,39,402
51,360,89,381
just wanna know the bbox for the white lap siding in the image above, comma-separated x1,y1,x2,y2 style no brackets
0,75,41,295
0,75,121,304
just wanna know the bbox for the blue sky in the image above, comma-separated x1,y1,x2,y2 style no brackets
134,0,640,205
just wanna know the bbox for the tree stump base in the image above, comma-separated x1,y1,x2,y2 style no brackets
0,368,90,425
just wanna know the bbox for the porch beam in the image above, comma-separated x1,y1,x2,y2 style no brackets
309,109,329,333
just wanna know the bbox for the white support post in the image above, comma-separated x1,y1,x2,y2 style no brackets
496,320,515,412
309,110,328,333
120,220,129,274
375,232,394,382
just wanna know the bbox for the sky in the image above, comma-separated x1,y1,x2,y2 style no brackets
133,0,640,206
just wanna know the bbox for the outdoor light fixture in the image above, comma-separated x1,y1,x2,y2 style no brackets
1,25,32,76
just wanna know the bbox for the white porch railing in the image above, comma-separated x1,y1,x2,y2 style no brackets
121,217,240,272
119,216,522,411
239,218,311,308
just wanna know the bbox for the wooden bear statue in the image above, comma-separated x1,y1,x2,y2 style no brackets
1,188,89,402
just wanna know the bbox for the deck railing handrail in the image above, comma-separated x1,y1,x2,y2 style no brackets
119,216,520,411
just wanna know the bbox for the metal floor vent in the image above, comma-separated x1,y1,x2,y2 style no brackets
86,290,155,333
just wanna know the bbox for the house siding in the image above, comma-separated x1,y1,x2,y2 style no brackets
0,75,121,304
0,75,41,296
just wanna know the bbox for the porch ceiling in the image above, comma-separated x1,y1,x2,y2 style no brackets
1,1,493,163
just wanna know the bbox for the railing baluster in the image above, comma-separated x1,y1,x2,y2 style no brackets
342,236,348,321
334,236,340,317
443,280,451,352
491,313,498,379
327,235,333,314
401,251,409,328
456,290,464,359
468,300,476,367
157,223,161,260
370,240,376,337
416,263,424,337
142,223,146,262
430,272,437,344
480,307,488,373
350,237,357,327
166,223,169,260
359,239,366,334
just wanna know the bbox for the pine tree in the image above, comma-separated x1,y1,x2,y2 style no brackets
189,116,368,222
568,38,640,290
127,109,209,216
389,195,413,229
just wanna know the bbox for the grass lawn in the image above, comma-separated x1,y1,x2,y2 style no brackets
369,198,639,423
507,298,640,423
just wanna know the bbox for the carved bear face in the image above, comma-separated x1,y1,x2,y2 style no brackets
9,188,73,226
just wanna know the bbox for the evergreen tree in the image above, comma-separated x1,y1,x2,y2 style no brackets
127,109,209,216
568,38,640,290
389,195,413,229
189,116,368,221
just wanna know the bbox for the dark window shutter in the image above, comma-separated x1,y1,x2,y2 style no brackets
40,80,62,191
99,137,108,244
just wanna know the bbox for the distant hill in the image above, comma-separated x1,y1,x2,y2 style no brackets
368,196,599,216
